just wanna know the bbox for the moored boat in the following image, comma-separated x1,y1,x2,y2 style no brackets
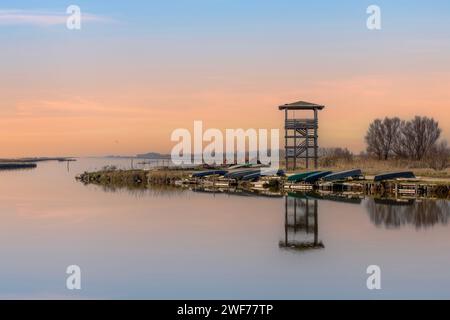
241,172,262,181
242,169,285,181
227,164,252,170
225,169,260,180
322,169,363,182
287,171,321,183
374,171,416,182
304,171,333,184
191,170,228,178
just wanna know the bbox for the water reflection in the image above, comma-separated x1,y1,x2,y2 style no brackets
86,177,450,232
279,193,324,251
89,183,187,198
366,198,450,229
3,158,450,298
191,187,283,198
0,167,36,173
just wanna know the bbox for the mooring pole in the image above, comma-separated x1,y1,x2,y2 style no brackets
293,198,297,229
305,198,309,234
284,195,288,244
285,109,288,171
314,199,318,245
314,108,318,169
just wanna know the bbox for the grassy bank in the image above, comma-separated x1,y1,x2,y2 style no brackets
76,169,190,187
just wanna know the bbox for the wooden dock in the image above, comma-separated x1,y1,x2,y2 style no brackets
180,175,449,199
360,179,449,198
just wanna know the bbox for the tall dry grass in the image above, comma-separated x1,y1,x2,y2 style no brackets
282,156,450,178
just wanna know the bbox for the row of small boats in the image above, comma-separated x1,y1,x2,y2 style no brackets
287,169,362,183
191,164,284,182
287,169,416,184
191,165,416,184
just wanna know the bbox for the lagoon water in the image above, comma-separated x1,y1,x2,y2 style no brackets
0,158,449,299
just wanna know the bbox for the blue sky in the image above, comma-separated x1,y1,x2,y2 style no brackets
2,1,450,32
1,1,450,156
2,1,449,51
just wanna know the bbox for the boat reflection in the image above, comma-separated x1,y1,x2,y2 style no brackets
191,187,284,198
279,193,324,251
90,183,187,198
82,179,450,231
365,198,450,229
308,191,363,204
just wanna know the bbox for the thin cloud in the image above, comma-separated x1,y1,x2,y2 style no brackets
0,9,112,26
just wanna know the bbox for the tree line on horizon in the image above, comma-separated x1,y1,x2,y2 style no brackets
365,116,450,170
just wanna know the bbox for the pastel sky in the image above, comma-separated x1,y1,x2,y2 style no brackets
1,0,449,157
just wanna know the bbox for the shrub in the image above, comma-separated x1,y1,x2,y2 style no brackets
319,148,353,167
427,140,450,171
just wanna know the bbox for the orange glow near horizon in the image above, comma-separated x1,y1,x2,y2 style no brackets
1,71,449,158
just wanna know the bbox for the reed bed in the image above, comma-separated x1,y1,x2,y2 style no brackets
283,157,450,178
147,170,190,184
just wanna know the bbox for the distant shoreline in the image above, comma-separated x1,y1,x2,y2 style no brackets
0,157,77,163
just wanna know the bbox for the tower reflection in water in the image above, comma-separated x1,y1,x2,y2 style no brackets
279,193,324,251
279,192,450,252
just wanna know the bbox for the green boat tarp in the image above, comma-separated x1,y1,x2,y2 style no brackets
287,171,321,183
304,171,333,184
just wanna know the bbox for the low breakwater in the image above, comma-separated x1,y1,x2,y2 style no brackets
0,163,37,170
76,169,190,187
76,168,450,199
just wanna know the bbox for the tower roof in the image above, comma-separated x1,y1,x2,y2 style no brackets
278,100,325,110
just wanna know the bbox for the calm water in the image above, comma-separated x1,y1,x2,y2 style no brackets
0,158,449,299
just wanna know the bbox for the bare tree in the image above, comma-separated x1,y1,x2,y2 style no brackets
367,116,442,161
365,117,401,160
365,119,384,160
401,116,441,160
381,117,401,160
392,120,409,158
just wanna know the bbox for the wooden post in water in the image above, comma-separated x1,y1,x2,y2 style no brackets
284,109,288,170
284,195,288,245
305,199,309,234
314,199,318,246
293,198,297,230
314,109,318,169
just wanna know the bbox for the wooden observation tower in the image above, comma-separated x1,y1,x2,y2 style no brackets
278,101,325,170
